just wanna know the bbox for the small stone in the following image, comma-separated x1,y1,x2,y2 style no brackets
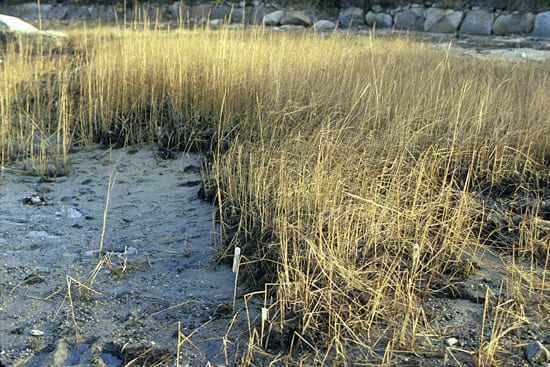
525,341,550,364
371,5,383,13
446,337,458,346
30,329,45,336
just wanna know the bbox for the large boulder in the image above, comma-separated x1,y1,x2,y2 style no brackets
394,7,425,31
0,14,70,51
493,13,535,35
65,5,91,20
424,8,464,33
459,9,493,35
209,5,230,21
533,11,550,37
0,13,38,32
249,6,271,25
338,7,365,28
47,5,69,20
281,10,312,27
88,5,117,23
6,2,53,21
365,11,393,28
314,19,336,30
263,10,284,26
228,7,248,24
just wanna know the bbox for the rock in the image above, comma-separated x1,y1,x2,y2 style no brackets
365,11,393,28
171,3,189,21
65,5,91,20
0,13,37,32
209,18,224,29
493,13,535,35
249,5,271,25
188,4,213,23
263,10,284,26
338,7,365,28
278,24,306,31
314,19,336,31
229,7,248,24
424,8,464,33
371,4,383,13
62,206,83,219
47,5,69,20
394,7,425,31
10,3,53,21
525,341,550,364
0,14,70,51
40,29,70,50
446,337,458,346
280,10,312,27
228,23,244,30
459,9,494,35
533,11,550,37
89,5,117,23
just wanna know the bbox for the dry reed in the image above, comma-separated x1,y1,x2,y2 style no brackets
1,24,548,365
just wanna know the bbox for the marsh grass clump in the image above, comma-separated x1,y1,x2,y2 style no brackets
1,24,548,365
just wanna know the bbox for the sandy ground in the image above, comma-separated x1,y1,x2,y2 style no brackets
0,146,241,366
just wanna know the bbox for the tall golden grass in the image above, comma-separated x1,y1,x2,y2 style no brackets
1,25,548,365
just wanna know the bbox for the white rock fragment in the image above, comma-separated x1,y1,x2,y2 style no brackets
446,337,458,346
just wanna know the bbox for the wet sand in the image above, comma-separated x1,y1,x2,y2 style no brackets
0,146,238,366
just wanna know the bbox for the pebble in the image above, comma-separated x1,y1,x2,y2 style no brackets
446,337,459,346
525,341,550,364
30,329,45,336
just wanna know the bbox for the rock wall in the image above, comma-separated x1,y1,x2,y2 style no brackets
1,1,549,37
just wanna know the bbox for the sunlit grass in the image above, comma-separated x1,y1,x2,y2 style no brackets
1,24,548,365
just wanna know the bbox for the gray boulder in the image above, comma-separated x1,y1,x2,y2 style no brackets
365,11,393,28
339,7,365,28
394,7,425,31
229,7,248,24
5,2,52,21
314,19,336,30
263,10,284,26
0,14,70,51
0,13,38,32
249,6,271,25
424,8,463,33
281,10,312,27
65,5,91,20
371,5,383,13
493,13,535,35
533,11,550,37
47,5,69,20
89,5,117,22
170,3,189,21
459,9,493,35
278,24,305,31
209,19,224,29
192,4,214,22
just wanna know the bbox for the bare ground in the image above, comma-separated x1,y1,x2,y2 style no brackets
0,146,241,366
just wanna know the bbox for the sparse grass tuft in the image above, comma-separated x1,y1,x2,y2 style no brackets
1,24,548,365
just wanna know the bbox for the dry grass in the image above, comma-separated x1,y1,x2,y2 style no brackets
1,23,548,365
